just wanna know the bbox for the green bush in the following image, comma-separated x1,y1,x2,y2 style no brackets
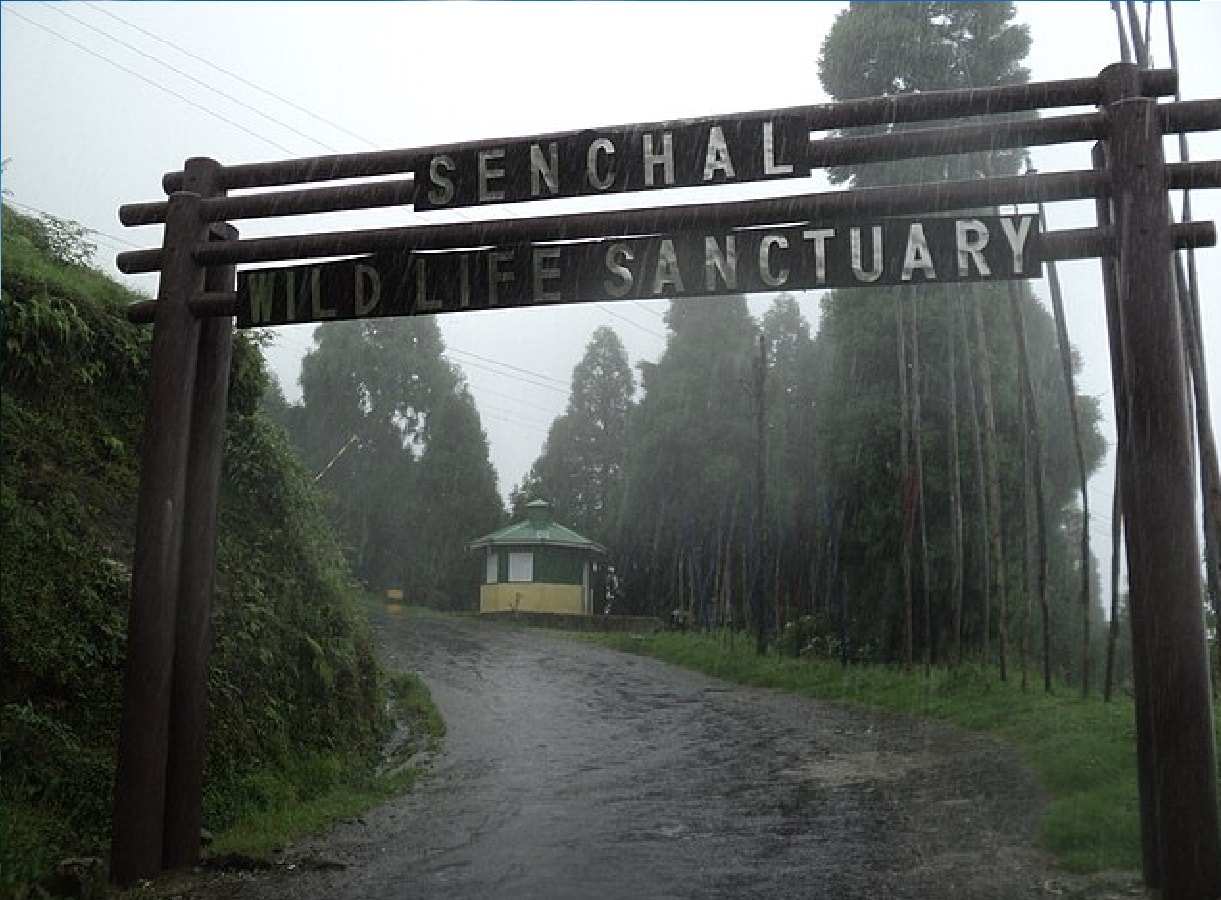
1,204,389,893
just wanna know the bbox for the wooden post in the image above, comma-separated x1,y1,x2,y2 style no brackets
163,220,236,870
1092,139,1161,889
111,190,208,884
1104,70,1221,899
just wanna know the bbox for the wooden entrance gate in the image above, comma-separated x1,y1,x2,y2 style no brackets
113,62,1221,898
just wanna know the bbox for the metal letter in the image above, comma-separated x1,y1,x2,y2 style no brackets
763,121,794,176
802,228,835,284
354,263,381,316
702,126,737,182
488,250,515,305
850,227,884,283
651,239,684,294
901,222,937,281
530,142,560,197
604,243,634,297
247,272,276,324
643,132,675,187
956,219,991,277
587,138,615,190
458,254,472,309
532,247,562,302
309,268,336,318
478,148,506,202
1000,215,1034,275
416,256,442,311
705,235,738,290
759,234,790,287
427,155,456,206
284,269,299,320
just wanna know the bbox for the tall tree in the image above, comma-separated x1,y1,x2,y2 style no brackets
413,381,505,608
761,295,822,629
514,326,635,547
617,297,758,619
284,317,503,606
814,1,1106,670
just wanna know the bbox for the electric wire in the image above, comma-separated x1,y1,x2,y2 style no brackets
0,4,299,155
3,198,144,249
82,0,381,150
39,2,341,154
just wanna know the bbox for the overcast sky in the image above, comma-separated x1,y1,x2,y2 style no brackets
4,1,1221,591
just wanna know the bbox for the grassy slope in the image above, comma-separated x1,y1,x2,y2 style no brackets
206,670,445,859
0,206,423,894
584,629,1220,874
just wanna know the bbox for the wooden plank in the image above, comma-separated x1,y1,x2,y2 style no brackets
234,213,1040,328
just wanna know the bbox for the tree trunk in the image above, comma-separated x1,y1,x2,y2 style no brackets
1126,0,1151,68
1104,466,1123,701
911,291,933,675
897,288,915,668
1110,1,1133,63
1006,281,1052,693
1020,387,1032,693
969,286,1007,679
1164,1,1221,687
753,333,768,655
947,292,966,667
1039,201,1094,697
1173,252,1221,689
959,291,991,669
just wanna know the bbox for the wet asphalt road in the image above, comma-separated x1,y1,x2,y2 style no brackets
193,613,1067,900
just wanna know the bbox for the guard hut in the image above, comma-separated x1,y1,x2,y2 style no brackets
468,500,606,615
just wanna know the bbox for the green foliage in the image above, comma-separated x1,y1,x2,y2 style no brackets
388,670,446,748
585,629,1220,875
207,411,387,787
1,201,98,268
0,204,388,892
818,2,1033,187
801,2,1108,675
616,296,760,617
276,318,504,608
203,670,442,861
811,281,1106,667
512,326,635,546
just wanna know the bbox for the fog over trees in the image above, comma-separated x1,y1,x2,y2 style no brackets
516,1,1110,687
268,317,504,609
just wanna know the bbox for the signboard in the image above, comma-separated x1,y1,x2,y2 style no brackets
236,214,1040,328
414,117,809,210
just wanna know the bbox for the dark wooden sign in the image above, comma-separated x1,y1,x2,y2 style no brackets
414,117,809,210
236,214,1040,328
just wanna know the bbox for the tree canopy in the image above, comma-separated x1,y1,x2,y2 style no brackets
274,317,504,608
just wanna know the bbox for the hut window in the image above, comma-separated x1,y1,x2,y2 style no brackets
508,551,534,583
486,552,498,584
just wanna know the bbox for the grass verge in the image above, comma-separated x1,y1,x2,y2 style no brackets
582,629,1220,875
203,671,444,861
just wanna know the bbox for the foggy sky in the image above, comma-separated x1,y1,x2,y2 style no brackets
4,1,1221,595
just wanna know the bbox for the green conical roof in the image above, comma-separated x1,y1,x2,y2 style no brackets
468,500,606,553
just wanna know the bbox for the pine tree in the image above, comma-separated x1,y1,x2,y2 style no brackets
516,326,635,547
284,317,503,606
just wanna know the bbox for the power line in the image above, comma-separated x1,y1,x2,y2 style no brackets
1,4,298,155
476,406,553,437
594,302,667,340
630,299,668,321
445,345,571,392
471,381,566,419
3,198,144,249
41,2,340,154
82,0,380,151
